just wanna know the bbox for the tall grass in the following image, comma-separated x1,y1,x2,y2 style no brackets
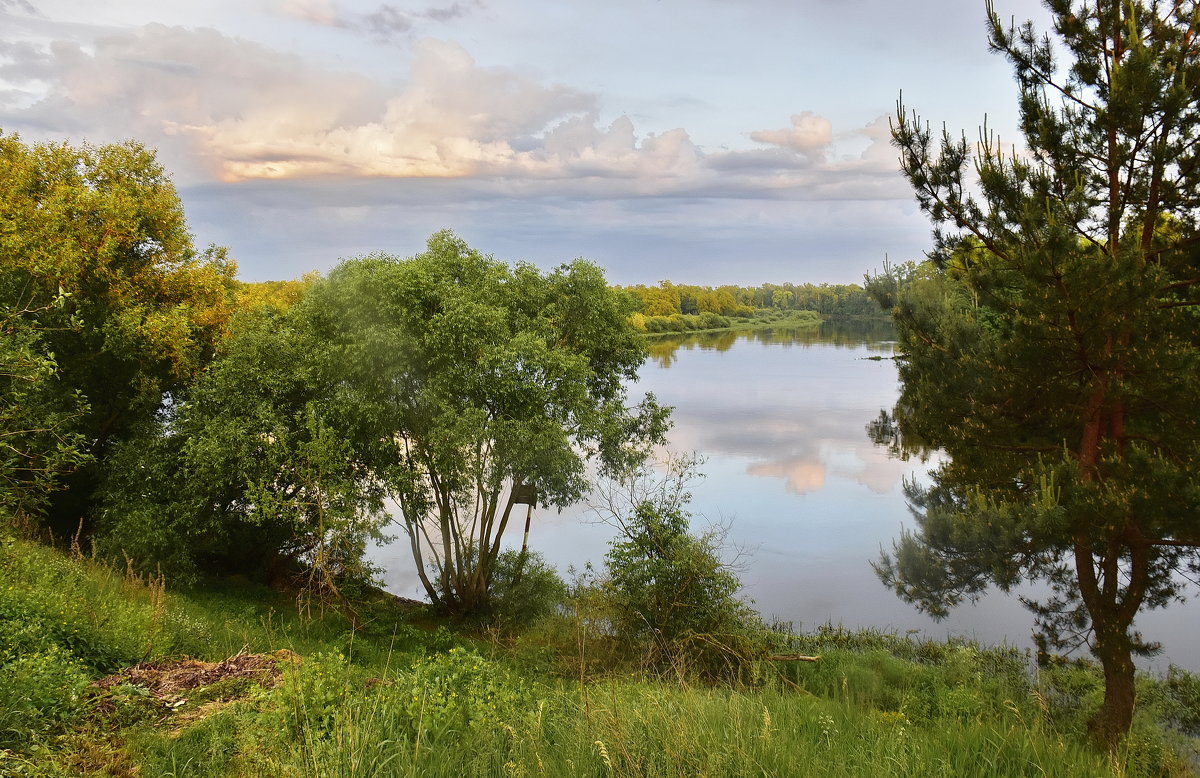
260,677,1120,777
2,536,1195,777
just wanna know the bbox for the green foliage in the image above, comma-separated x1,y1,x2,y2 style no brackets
487,549,568,630
1,542,153,673
127,709,242,778
0,130,239,533
3,536,1193,777
868,0,1200,744
99,301,390,586
234,271,320,313
261,676,1135,778
270,650,361,737
604,505,741,641
103,230,666,613
588,457,765,682
623,280,885,320
1160,666,1200,737
0,290,91,525
392,647,534,741
0,536,186,753
300,231,668,615
0,643,89,752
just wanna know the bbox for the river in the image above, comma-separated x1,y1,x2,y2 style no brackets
370,319,1199,670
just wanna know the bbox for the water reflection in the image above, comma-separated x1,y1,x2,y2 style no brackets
645,320,897,368
369,318,1198,670
643,320,905,497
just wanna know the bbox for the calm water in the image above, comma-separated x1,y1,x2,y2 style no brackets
371,320,1199,670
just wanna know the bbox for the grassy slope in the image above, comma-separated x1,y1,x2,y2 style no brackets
0,536,1195,777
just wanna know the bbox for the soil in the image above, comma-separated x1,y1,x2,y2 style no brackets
93,649,299,702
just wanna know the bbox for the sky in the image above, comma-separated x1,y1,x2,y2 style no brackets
0,0,1055,284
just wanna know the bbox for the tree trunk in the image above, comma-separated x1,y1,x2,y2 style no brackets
1074,532,1139,747
1088,626,1137,749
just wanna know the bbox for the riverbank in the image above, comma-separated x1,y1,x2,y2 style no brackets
638,309,894,339
2,535,1195,776
637,308,820,336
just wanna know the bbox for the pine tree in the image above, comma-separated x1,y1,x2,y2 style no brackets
869,0,1200,745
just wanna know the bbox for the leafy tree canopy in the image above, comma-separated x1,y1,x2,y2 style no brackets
868,0,1200,745
0,131,238,530
307,232,670,614
103,231,668,616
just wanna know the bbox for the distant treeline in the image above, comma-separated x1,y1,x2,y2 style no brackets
619,281,884,320
236,277,887,336
234,278,882,336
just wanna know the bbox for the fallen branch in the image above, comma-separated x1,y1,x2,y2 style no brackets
768,654,821,662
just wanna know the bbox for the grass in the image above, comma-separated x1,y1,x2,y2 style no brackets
0,534,1196,777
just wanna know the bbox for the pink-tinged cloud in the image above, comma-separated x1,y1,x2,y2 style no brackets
750,111,833,159
274,0,340,26
7,24,907,200
747,457,827,495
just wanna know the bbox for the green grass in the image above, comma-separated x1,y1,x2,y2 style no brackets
0,535,1196,777
264,680,1121,777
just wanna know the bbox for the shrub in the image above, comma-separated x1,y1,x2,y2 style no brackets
488,549,568,630
389,648,533,742
668,313,697,331
271,650,358,738
591,457,765,682
643,315,682,333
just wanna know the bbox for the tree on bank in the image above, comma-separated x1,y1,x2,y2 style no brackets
868,0,1200,746
0,131,238,532
0,287,90,521
307,233,669,615
104,232,668,615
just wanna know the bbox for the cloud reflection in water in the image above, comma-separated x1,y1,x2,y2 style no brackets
641,321,906,497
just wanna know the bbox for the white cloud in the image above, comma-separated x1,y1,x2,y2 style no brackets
750,111,832,159
4,23,906,201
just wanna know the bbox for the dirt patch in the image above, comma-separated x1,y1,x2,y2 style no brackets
94,649,299,702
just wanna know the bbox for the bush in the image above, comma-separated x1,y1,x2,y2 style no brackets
668,313,698,331
1146,664,1200,737
270,650,359,738
591,457,765,682
488,549,568,630
697,312,731,330
643,315,681,333
390,648,534,741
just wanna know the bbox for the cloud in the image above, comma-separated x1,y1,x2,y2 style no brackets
2,23,906,201
750,111,832,159
274,1,482,43
0,39,56,82
421,2,475,23
6,26,705,185
747,457,827,494
362,5,414,37
9,24,388,179
274,0,340,26
0,0,38,14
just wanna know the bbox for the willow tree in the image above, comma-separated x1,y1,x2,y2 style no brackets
868,1,1200,745
308,231,669,616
